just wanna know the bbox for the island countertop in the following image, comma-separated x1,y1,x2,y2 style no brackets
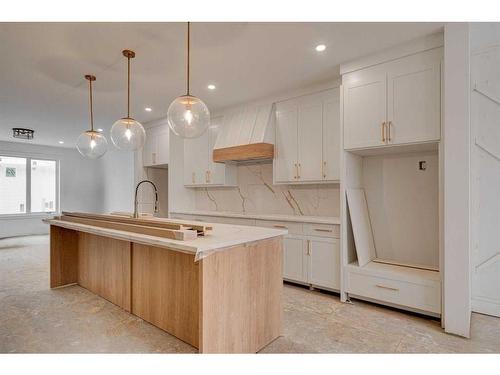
44,216,287,260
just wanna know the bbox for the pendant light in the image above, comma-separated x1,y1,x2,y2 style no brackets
110,50,146,150
76,75,108,159
167,22,210,139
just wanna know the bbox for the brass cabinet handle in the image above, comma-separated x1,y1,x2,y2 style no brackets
387,121,392,142
381,122,386,142
376,284,399,291
273,224,288,229
307,239,311,255
322,161,327,179
294,163,298,179
207,170,211,183
297,163,301,179
205,171,209,183
314,228,333,233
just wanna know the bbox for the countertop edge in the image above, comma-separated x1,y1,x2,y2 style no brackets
44,219,287,256
170,210,341,225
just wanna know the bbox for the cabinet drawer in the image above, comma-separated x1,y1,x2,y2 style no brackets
255,220,303,235
304,223,339,238
346,270,441,314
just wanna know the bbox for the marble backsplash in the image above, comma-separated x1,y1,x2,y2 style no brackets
194,163,340,217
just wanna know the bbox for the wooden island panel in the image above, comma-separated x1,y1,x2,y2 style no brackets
199,237,283,353
50,226,78,288
131,244,200,348
49,224,284,353
77,232,132,311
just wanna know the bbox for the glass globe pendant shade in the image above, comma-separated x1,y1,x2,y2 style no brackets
110,117,146,151
167,95,210,138
76,130,108,159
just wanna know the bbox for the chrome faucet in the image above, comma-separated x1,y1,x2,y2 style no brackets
133,180,159,219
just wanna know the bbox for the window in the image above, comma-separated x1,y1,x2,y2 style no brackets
0,155,58,215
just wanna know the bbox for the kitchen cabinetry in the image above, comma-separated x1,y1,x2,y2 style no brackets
274,88,340,184
183,117,237,187
283,236,308,283
255,219,340,291
309,237,340,290
170,213,340,291
143,122,169,167
343,48,442,150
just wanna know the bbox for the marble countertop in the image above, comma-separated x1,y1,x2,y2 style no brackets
170,210,340,225
44,217,287,260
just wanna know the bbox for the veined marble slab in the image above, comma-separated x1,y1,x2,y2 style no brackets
170,210,340,225
44,218,287,261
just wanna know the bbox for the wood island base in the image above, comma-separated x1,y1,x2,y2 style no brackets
50,226,283,353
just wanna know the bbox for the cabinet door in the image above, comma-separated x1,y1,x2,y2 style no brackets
322,88,340,181
343,67,387,149
156,127,169,165
308,237,340,290
275,100,298,183
143,128,156,167
297,93,323,181
183,132,208,185
386,49,441,145
283,236,307,283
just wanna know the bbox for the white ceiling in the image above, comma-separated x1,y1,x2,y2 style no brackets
0,22,443,148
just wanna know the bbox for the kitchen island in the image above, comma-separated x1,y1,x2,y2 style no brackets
45,213,286,353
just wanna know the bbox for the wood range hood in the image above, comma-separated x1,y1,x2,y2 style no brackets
212,103,276,164
213,142,274,163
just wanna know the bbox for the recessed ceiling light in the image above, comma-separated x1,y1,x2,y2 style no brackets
58,140,64,144
97,128,103,132
315,44,326,52
145,107,152,112
207,84,216,90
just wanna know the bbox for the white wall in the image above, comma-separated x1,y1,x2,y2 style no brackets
470,23,500,318
443,23,471,337
0,140,135,238
98,149,135,214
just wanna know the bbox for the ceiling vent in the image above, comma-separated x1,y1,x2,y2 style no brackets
12,128,34,140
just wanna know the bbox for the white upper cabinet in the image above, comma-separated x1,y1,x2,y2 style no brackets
274,88,340,184
343,67,387,149
143,122,170,167
343,48,442,150
323,90,341,180
275,100,298,183
297,93,324,181
386,49,442,145
183,117,237,187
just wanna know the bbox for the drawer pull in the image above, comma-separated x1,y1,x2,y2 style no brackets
273,225,288,229
314,228,333,233
376,284,399,292
381,121,386,142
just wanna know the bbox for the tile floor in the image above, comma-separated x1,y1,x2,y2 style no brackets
1,235,499,353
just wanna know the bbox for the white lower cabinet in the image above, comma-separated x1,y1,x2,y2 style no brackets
170,214,340,291
309,237,340,290
283,236,308,283
255,219,340,291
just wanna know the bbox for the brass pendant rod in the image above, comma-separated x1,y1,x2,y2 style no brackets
90,78,94,131
122,50,136,118
127,55,131,118
85,75,96,132
187,21,190,96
